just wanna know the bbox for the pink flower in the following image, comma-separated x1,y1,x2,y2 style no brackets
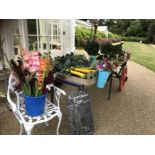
29,65,38,73
24,63,29,68
23,50,30,61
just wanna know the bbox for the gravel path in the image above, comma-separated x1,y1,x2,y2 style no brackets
0,61,155,135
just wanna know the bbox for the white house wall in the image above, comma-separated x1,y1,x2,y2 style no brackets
70,19,75,52
18,20,29,49
61,19,75,55
0,20,15,63
0,19,75,61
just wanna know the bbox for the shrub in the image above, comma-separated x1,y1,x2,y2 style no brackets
147,23,155,43
75,26,107,48
121,36,147,43
108,32,121,38
75,26,120,48
75,27,91,48
81,38,123,56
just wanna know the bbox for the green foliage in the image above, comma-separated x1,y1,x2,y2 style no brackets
147,22,155,43
100,43,124,60
75,26,105,47
82,40,100,56
108,32,121,38
54,52,91,73
106,19,155,39
75,27,92,47
121,36,147,42
109,19,133,36
75,26,119,48
81,38,127,64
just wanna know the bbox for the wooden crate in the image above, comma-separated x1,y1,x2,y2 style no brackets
64,73,97,87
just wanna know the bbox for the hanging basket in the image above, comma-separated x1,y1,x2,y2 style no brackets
24,94,46,117
96,70,111,88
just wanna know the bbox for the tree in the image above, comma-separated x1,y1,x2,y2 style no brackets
104,19,151,37
80,19,155,43
147,22,155,43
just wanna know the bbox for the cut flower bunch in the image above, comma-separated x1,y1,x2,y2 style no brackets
10,50,54,97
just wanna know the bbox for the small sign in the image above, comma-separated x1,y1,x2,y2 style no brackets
67,90,94,135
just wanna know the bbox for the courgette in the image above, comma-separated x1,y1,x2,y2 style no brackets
74,68,96,73
70,70,86,78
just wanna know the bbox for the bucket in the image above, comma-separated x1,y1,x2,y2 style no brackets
97,71,111,88
25,95,46,117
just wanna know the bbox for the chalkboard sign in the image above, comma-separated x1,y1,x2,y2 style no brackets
67,90,94,135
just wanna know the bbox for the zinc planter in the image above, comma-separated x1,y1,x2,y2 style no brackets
97,70,111,88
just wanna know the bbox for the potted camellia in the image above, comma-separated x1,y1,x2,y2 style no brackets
10,50,54,116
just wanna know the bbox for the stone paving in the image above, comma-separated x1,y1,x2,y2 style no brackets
0,61,155,135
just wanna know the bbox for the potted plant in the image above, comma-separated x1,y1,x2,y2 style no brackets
10,50,54,116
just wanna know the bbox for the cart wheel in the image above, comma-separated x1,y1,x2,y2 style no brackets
119,66,128,91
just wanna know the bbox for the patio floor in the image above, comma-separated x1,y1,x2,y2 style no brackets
0,61,155,135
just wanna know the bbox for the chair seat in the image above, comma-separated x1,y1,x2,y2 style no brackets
17,99,60,126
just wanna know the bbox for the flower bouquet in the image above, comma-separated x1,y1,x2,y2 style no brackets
10,50,54,116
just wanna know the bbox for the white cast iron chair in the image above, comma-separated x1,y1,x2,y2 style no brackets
7,74,66,135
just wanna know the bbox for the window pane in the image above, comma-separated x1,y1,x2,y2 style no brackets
39,36,50,50
27,19,37,34
28,36,38,50
13,35,21,55
53,24,57,29
12,20,20,34
12,27,20,35
58,28,61,35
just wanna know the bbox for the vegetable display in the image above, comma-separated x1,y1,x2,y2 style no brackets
74,68,96,73
54,53,96,79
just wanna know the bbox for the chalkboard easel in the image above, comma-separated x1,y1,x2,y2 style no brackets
67,90,94,135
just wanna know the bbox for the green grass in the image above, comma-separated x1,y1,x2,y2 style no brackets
123,41,155,72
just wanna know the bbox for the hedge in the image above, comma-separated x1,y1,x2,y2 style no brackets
75,26,119,48
121,36,147,43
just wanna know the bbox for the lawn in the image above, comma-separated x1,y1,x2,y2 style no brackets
123,41,155,72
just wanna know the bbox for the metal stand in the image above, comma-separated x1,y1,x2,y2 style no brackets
55,77,85,91
50,86,54,103
108,72,113,100
50,77,85,103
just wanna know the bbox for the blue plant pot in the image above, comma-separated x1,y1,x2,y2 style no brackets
97,71,111,88
25,95,46,117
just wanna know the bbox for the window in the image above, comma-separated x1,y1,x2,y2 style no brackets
27,19,39,50
12,20,22,55
52,23,61,50
27,19,61,52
